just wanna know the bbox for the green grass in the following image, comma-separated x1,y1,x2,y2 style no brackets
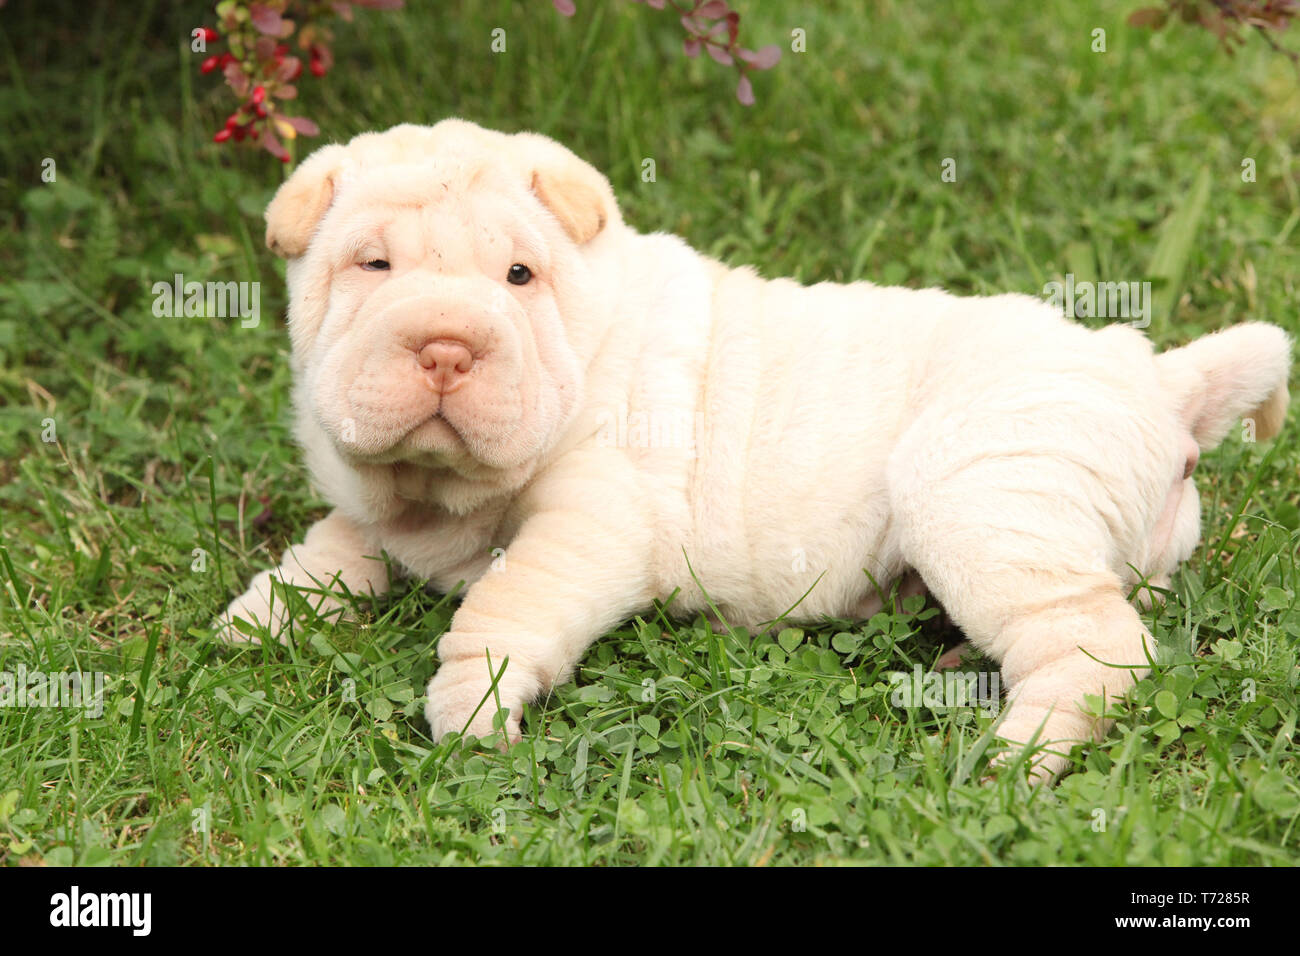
1,0,1298,865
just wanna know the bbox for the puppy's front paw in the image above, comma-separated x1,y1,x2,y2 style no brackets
983,743,1063,786
424,653,539,744
213,569,346,645
214,569,289,644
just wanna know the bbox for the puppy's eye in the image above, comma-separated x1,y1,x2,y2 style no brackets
361,259,390,272
507,263,532,286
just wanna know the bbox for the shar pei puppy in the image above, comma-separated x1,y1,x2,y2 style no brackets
218,119,1291,782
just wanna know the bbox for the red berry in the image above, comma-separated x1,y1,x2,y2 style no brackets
200,55,219,74
274,44,288,57
213,128,232,143
254,103,267,118
250,129,260,140
225,114,240,130
233,127,247,142
280,154,291,163
200,27,219,43
220,53,235,66
309,59,326,77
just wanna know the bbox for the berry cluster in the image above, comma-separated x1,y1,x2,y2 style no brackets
196,1,404,162
199,0,780,164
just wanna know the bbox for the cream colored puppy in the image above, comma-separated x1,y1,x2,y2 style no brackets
219,119,1291,782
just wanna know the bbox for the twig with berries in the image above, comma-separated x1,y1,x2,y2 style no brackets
553,0,781,104
196,1,404,162
1128,0,1300,68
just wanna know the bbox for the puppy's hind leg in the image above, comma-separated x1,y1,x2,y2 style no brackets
888,426,1154,783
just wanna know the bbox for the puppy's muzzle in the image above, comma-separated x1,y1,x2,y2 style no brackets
417,338,475,394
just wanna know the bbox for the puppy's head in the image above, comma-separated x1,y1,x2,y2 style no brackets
265,120,620,487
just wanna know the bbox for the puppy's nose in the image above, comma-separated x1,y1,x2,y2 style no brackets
417,339,475,393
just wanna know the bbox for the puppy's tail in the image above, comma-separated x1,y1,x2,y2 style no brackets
1155,321,1292,451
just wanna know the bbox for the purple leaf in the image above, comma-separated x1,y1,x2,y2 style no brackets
286,116,320,136
249,3,283,35
736,73,754,106
683,36,701,57
706,43,733,65
223,61,249,97
312,43,335,71
742,43,780,69
262,126,289,160
277,56,301,82
553,0,576,15
698,0,729,16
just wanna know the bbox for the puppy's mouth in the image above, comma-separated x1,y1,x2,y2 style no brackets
338,401,526,483
339,408,466,465
406,409,463,447
322,337,530,471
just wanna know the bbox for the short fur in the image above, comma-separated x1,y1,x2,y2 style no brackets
220,120,1292,782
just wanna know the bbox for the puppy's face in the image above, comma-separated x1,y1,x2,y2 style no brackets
267,122,617,476
303,165,582,471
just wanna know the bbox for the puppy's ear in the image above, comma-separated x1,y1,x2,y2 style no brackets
530,165,610,245
1157,321,1292,449
514,133,618,245
264,144,348,258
